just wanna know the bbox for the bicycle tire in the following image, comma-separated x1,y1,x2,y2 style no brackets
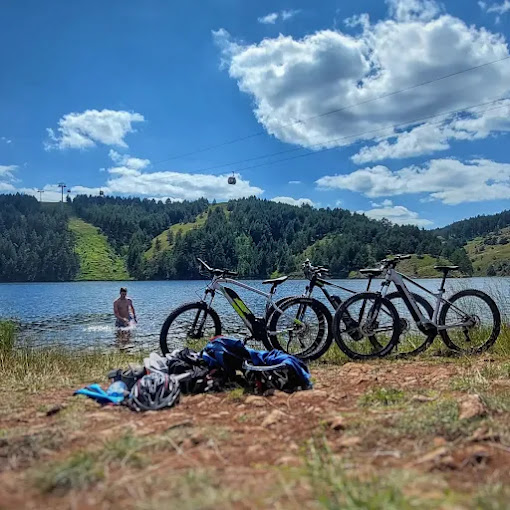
438,289,501,354
268,296,332,361
386,291,436,357
159,302,222,355
332,292,400,360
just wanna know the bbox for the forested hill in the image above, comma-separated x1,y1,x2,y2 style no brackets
436,210,510,243
0,195,78,282
67,195,471,280
3,194,504,282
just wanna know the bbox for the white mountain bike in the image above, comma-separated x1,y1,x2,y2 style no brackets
333,255,501,359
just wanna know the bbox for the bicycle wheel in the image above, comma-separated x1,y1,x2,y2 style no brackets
386,291,436,357
333,292,400,360
268,297,332,361
438,289,501,354
160,302,221,355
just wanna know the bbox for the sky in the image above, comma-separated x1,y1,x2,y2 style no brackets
1,0,510,228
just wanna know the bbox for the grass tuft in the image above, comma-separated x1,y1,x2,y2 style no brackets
34,451,104,494
0,320,16,355
358,387,406,407
305,440,437,509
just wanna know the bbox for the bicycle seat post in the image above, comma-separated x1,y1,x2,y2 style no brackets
439,271,447,293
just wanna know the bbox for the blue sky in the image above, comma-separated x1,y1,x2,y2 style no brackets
1,0,510,228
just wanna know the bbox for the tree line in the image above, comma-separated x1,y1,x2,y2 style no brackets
0,194,481,282
138,198,473,279
436,209,510,243
0,195,79,282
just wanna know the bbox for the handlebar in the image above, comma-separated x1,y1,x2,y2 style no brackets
379,254,412,268
302,259,330,277
197,258,238,277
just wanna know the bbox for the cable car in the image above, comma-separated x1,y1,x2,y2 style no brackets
228,172,236,185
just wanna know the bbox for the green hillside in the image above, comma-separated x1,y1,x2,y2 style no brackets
144,203,229,260
69,218,130,281
465,227,510,276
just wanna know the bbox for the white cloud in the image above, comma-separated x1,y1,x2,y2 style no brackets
1,137,12,144
7,149,263,203
100,151,263,201
258,10,300,24
215,0,510,162
0,164,17,178
19,184,67,202
359,200,433,226
317,158,510,205
288,180,301,184
281,9,300,20
271,196,315,207
387,0,441,21
0,164,17,192
352,99,510,163
258,12,279,24
482,1,510,15
46,109,144,150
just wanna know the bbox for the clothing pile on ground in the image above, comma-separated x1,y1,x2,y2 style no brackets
74,336,312,412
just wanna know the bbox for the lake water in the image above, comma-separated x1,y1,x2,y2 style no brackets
1,277,508,351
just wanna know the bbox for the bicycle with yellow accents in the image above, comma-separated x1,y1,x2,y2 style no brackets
159,258,331,361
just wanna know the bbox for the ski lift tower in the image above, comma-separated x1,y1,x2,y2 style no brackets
58,182,66,203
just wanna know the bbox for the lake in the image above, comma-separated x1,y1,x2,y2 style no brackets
1,277,508,351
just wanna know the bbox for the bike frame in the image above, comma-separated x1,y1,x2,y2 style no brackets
380,267,473,331
303,270,357,307
201,275,290,335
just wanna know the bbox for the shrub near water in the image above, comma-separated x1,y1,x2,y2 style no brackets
0,320,16,354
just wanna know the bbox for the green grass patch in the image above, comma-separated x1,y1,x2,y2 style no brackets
305,440,446,509
69,217,130,281
145,203,229,260
465,226,510,276
0,320,16,354
358,387,406,407
390,398,478,440
0,344,141,393
32,429,198,495
34,451,104,494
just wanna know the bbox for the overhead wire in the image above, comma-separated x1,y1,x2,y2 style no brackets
180,96,510,175
234,98,510,173
150,54,510,167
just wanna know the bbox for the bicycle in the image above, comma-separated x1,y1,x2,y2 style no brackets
333,255,501,359
159,258,331,361
275,260,434,359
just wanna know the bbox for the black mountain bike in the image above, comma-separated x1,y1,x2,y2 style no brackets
159,259,330,361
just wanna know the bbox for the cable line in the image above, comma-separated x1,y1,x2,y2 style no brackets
183,96,510,175
151,54,510,166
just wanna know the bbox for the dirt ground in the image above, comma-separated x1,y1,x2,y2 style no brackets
1,358,510,509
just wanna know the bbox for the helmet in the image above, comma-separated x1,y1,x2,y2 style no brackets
108,364,146,390
243,361,299,393
128,372,180,412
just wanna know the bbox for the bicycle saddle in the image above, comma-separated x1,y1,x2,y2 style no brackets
262,276,289,286
434,265,459,273
359,268,384,277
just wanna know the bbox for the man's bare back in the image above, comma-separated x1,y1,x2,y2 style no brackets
114,288,137,327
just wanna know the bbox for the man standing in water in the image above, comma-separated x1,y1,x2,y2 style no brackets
114,287,137,328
